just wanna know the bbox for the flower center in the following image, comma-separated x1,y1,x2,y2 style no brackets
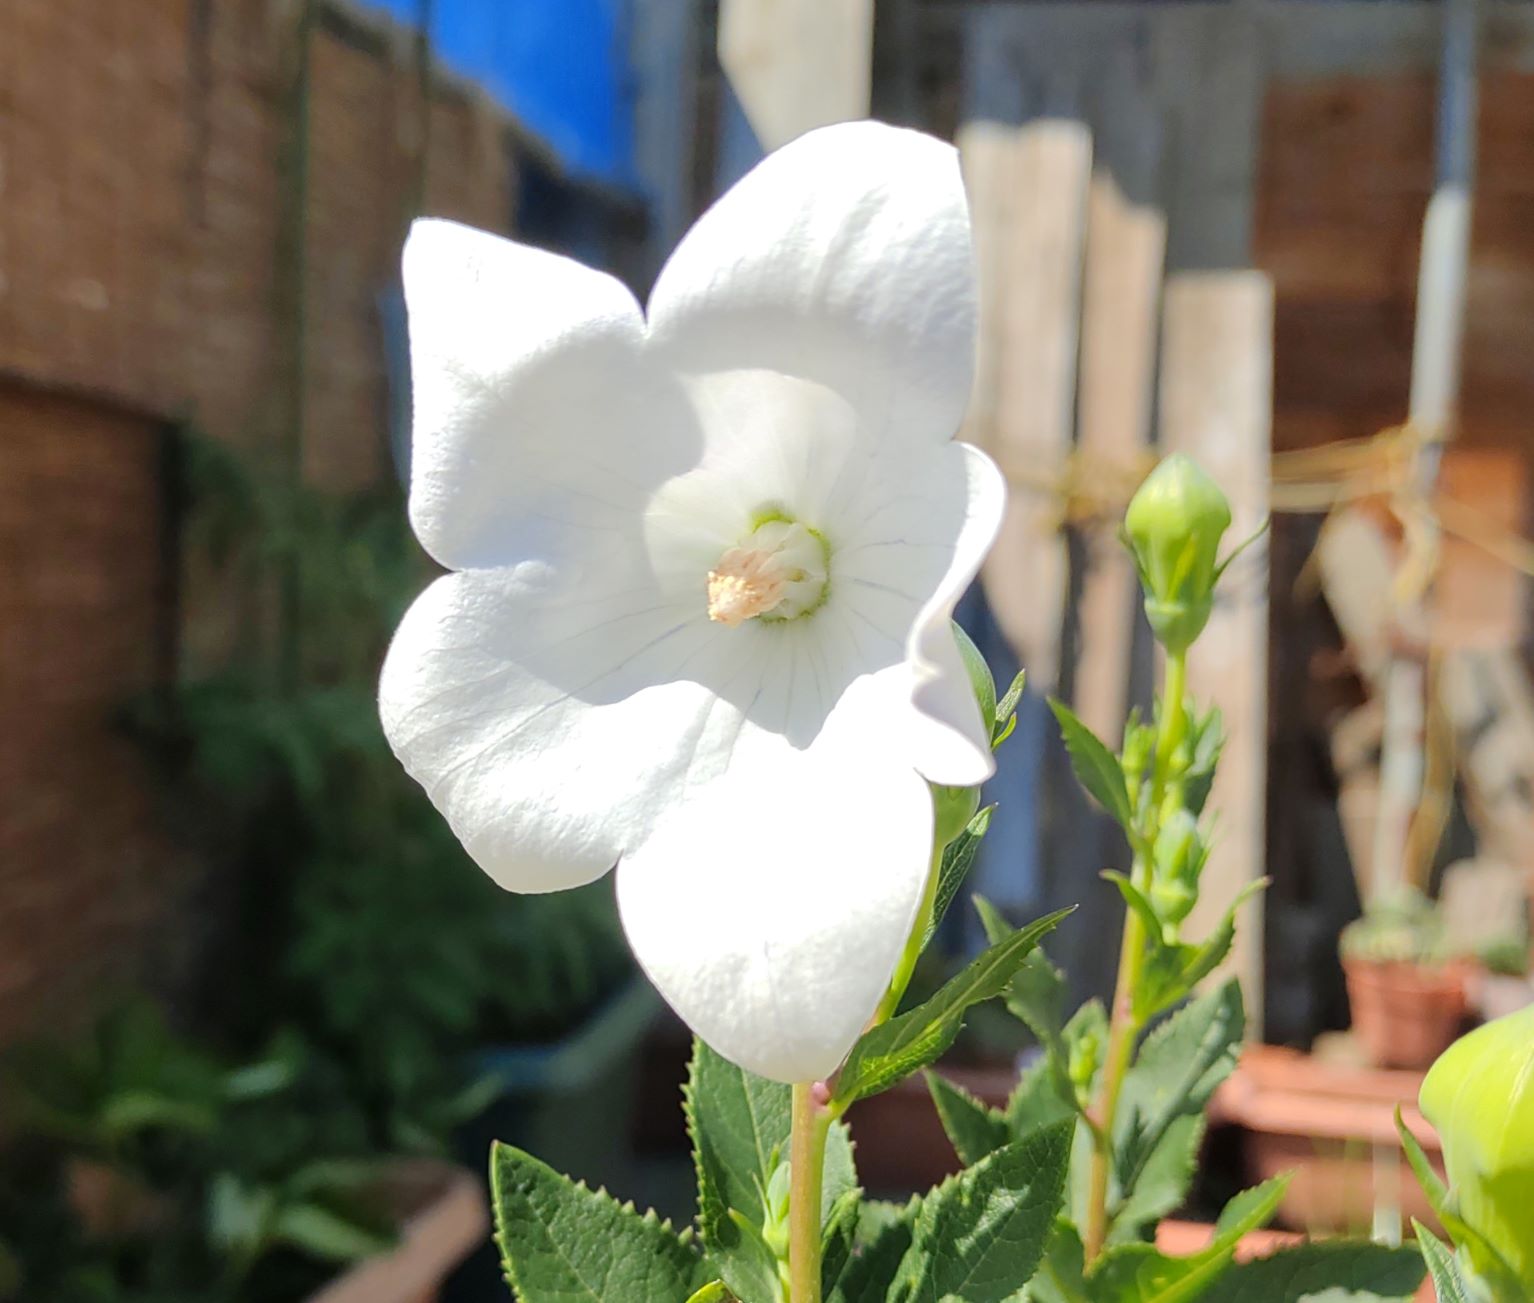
706,518,829,627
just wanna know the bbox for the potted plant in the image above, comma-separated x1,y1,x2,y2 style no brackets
1340,889,1469,1070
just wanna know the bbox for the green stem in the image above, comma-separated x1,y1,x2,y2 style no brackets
788,1083,830,1303
872,842,946,1026
1083,648,1188,1263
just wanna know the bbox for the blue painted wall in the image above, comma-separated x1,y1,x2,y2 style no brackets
359,0,637,187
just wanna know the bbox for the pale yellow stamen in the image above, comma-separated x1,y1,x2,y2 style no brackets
708,549,787,627
705,518,829,627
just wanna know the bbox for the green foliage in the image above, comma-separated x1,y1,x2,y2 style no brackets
926,1073,1009,1167
883,1121,1072,1303
490,1144,711,1302
1415,1223,1489,1303
1085,1177,1289,1303
1216,1241,1426,1301
1048,700,1133,831
1112,981,1244,1210
832,908,1073,1111
924,807,996,949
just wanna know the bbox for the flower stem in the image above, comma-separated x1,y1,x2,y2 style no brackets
1083,648,1188,1262
873,842,946,1026
788,1082,830,1303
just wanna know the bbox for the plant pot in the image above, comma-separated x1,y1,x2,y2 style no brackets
1213,1043,1445,1236
307,1160,485,1303
1343,957,1468,1070
445,977,661,1301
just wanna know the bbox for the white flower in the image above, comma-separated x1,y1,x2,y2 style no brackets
380,121,1003,1083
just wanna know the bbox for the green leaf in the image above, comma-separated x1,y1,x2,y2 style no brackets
1115,980,1244,1198
1025,1220,1089,1303
1415,1223,1489,1303
832,909,1073,1110
820,1189,862,1296
926,1071,1009,1165
685,1041,855,1303
1109,1114,1204,1243
490,1142,709,1303
1215,1240,1425,1301
886,1120,1072,1302
827,1201,919,1303
1132,882,1265,1020
1086,1176,1289,1303
994,671,1027,747
1049,700,1133,829
684,1285,736,1303
926,808,996,947
1006,1056,1078,1135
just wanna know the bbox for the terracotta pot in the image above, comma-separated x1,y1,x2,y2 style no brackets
1343,957,1468,1070
1213,1044,1445,1237
307,1160,486,1303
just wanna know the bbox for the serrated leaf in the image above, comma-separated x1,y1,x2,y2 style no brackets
926,1071,1010,1165
1115,980,1244,1197
926,808,996,948
833,909,1073,1110
490,1142,709,1303
1006,1055,1077,1136
1024,1220,1088,1303
1109,1114,1204,1243
1216,1240,1425,1301
886,1120,1072,1303
685,1042,855,1302
827,1202,919,1303
1049,700,1132,829
820,1189,862,1295
1415,1223,1489,1303
1086,1176,1289,1303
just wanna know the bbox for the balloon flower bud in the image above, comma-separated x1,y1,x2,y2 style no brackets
1419,1003,1534,1290
1149,808,1206,931
932,623,996,846
1123,454,1233,654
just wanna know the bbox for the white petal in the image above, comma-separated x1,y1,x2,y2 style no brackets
834,440,1006,787
905,444,1008,786
646,121,976,447
617,724,935,1083
380,564,725,892
402,218,697,571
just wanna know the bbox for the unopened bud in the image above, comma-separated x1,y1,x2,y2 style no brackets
1123,454,1232,654
1419,1004,1534,1291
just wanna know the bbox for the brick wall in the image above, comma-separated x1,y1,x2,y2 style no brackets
0,0,523,1041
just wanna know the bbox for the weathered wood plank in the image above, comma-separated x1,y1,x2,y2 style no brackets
717,0,874,149
1160,270,1275,1025
977,119,1093,698
1073,55,1165,747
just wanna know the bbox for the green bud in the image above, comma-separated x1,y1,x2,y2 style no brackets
1123,454,1233,654
930,622,997,846
1069,1025,1103,1097
1419,1004,1534,1290
1149,809,1206,929
1121,715,1155,806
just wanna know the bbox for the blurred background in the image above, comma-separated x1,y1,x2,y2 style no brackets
2,0,1533,1296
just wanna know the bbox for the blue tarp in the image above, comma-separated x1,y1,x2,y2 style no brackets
358,0,637,188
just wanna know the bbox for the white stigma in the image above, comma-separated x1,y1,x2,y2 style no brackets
707,518,829,627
